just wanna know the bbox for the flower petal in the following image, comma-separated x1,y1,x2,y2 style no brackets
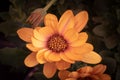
44,13,58,32
26,43,40,52
81,51,102,64
43,62,57,78
60,53,75,63
24,52,38,67
65,49,82,61
70,32,88,47
44,50,53,62
56,60,71,70
74,11,88,32
98,74,111,80
47,52,61,61
64,28,78,43
31,37,46,48
17,28,33,42
58,10,74,34
66,78,76,80
65,43,93,61
92,64,106,74
36,49,48,64
68,71,79,78
71,43,94,54
33,26,54,41
58,70,70,80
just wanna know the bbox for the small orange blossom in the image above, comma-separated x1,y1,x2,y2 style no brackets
58,64,111,80
17,10,102,78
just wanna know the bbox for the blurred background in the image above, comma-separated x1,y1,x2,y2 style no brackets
0,0,120,80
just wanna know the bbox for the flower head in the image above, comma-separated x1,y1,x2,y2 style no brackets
17,10,102,78
26,8,47,27
58,64,111,80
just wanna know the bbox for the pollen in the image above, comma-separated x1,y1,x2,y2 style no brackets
47,34,68,53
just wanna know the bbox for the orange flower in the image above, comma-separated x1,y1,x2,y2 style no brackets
58,64,111,80
17,10,102,78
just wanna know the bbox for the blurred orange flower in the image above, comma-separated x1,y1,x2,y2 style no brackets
59,64,111,80
17,10,102,78
26,8,47,27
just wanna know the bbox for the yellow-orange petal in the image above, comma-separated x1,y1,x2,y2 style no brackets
92,64,106,74
70,32,88,47
56,60,71,70
58,10,75,34
74,11,88,32
47,52,61,61
43,62,57,78
58,70,70,80
17,28,33,42
65,43,93,61
81,51,102,64
31,37,46,48
64,28,78,43
26,44,40,52
33,26,54,41
44,50,53,62
44,13,58,32
71,43,93,55
36,49,48,64
64,49,82,61
60,53,75,63
24,52,38,67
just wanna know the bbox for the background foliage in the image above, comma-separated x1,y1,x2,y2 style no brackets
0,0,120,80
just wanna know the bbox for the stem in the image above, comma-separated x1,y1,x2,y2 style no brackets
24,67,38,80
43,0,57,11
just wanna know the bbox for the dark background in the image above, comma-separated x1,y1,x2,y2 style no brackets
0,0,120,80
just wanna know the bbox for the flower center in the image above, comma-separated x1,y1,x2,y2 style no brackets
47,34,68,53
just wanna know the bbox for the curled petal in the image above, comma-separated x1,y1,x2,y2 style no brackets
17,28,33,42
74,11,88,32
43,62,57,78
24,52,38,67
